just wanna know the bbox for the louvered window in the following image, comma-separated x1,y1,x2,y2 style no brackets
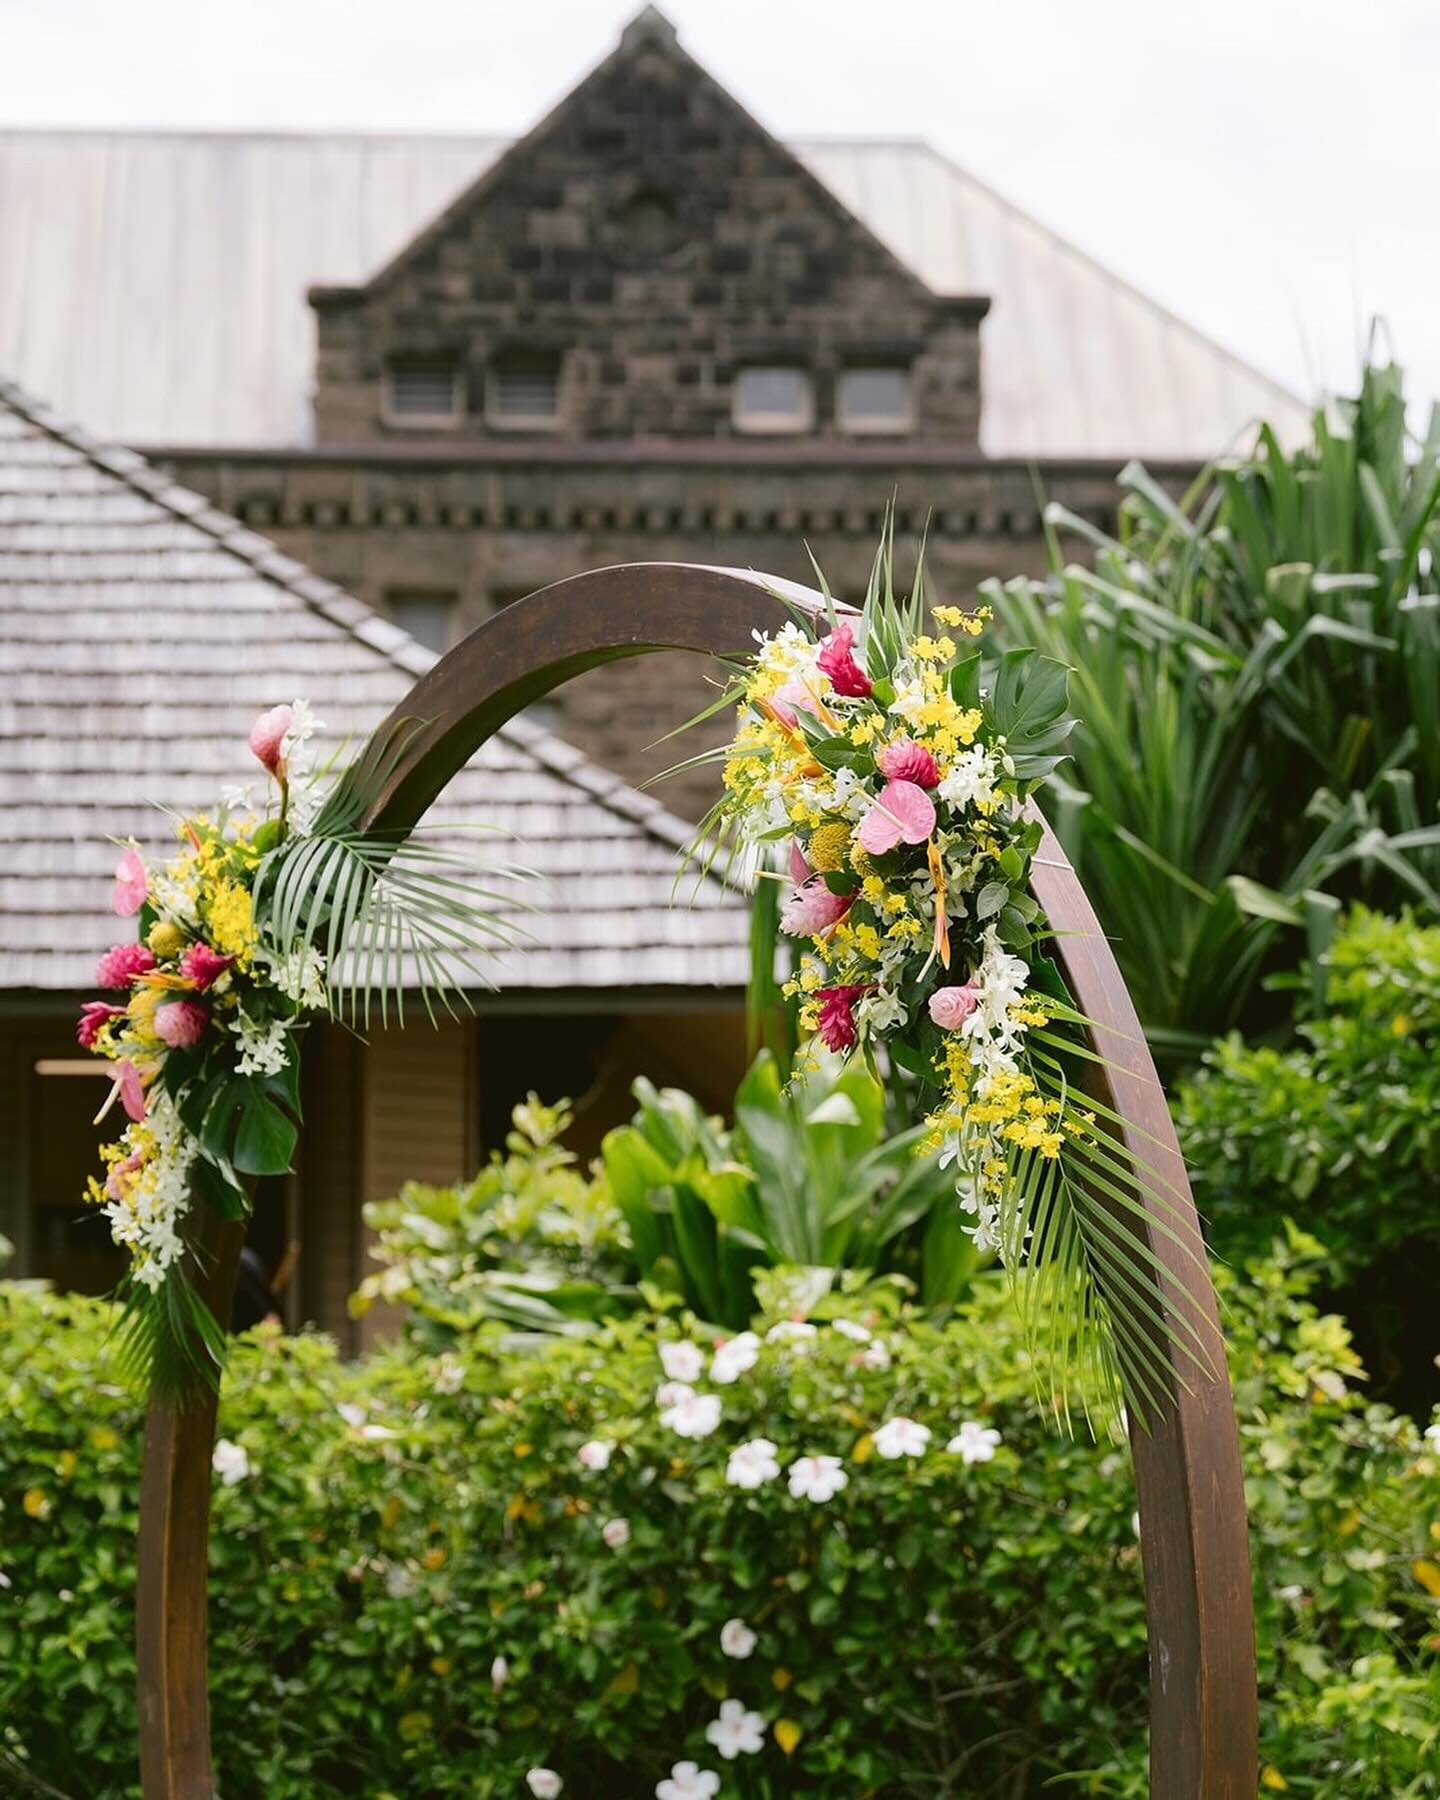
385,358,461,423
487,356,562,427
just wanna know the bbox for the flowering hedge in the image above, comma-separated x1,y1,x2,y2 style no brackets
2,1245,1437,1797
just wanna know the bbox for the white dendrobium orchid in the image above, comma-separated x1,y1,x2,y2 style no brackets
526,1770,563,1798
787,1454,849,1502
660,1388,722,1439
656,1762,721,1800
577,1438,614,1471
601,1518,631,1550
765,1318,818,1352
710,1330,761,1385
831,1317,872,1343
873,1417,931,1459
704,1698,767,1760
719,1617,757,1659
211,1438,252,1485
726,1437,782,1489
947,1420,1002,1464
659,1339,706,1384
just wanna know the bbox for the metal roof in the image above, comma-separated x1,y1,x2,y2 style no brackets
0,130,1309,461
0,376,750,994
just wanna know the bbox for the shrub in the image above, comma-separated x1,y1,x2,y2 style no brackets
988,360,1440,1048
2,1242,1437,1797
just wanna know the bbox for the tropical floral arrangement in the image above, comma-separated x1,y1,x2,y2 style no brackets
695,541,1201,1422
79,702,515,1398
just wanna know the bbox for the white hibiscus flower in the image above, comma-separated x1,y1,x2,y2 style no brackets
710,1330,761,1385
211,1439,252,1486
656,1762,721,1800
660,1389,722,1440
577,1439,614,1471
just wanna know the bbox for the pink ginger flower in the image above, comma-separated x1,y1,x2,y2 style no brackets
928,982,981,1031
855,779,938,855
816,623,872,699
816,984,869,1053
77,1000,126,1049
877,736,940,789
248,704,293,776
95,942,157,989
780,878,853,938
112,845,148,917
153,999,209,1049
180,942,234,990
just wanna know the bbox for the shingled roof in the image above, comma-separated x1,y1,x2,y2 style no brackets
0,377,750,994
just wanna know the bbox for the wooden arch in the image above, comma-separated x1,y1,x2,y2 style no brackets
136,564,1256,1797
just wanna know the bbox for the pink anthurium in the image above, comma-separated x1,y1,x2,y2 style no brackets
855,780,937,856
112,845,148,917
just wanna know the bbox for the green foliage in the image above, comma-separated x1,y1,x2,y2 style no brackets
2,1242,1437,1797
1176,908,1440,1280
988,361,1440,1049
353,1094,633,1345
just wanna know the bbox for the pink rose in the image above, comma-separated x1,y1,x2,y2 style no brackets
780,878,853,938
816,984,868,1053
877,737,940,789
112,846,148,917
153,999,209,1049
855,780,938,855
180,943,235,990
816,624,872,699
248,704,292,775
95,942,157,989
928,982,980,1031
77,1000,126,1049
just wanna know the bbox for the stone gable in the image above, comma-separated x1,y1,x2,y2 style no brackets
310,9,985,445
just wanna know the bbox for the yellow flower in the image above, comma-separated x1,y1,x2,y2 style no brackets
853,923,882,960
931,604,966,627
1260,1769,1289,1792
206,882,256,964
774,1718,803,1756
1392,1013,1412,1036
860,874,885,904
90,1425,119,1453
147,920,185,959
23,1488,50,1520
808,822,852,872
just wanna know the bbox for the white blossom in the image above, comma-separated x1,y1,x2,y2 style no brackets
704,1698,767,1760
577,1439,614,1472
859,1338,892,1371
1311,1369,1347,1401
726,1437,781,1489
710,1331,761,1385
947,1420,1002,1465
384,1563,417,1599
874,1417,931,1459
601,1517,631,1550
211,1439,252,1485
336,1402,367,1429
765,1318,818,1352
232,1014,291,1078
100,1089,196,1289
831,1318,872,1343
659,1339,705,1384
656,1380,694,1410
431,1356,464,1396
490,1654,510,1692
1425,1422,1440,1452
660,1388,722,1440
937,744,1001,812
526,1771,563,1798
656,1763,721,1800
787,1453,849,1503
719,1618,757,1659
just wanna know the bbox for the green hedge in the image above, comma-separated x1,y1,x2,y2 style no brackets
2,1243,1437,1797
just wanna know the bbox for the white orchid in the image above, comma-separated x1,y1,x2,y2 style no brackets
660,1388,722,1440
947,1420,1002,1464
659,1339,705,1384
719,1617,757,1659
873,1417,931,1459
787,1453,849,1502
704,1698,767,1760
710,1330,761,1384
726,1437,782,1489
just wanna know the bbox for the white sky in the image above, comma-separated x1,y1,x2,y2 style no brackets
2,0,1435,422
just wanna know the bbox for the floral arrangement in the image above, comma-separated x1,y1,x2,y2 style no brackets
79,701,515,1398
699,540,1199,1421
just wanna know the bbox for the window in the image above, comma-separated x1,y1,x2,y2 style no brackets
387,589,457,654
487,355,562,429
733,366,813,434
384,357,462,425
839,366,912,434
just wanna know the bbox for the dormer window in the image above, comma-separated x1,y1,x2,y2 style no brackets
839,366,912,434
384,356,462,426
487,354,562,429
733,366,813,435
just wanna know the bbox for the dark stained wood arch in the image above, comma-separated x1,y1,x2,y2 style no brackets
137,562,1256,1797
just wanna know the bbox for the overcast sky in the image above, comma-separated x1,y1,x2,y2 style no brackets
2,0,1435,422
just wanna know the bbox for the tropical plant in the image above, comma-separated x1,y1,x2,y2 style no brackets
988,359,1440,1050
602,1050,976,1327
3,1238,1437,1797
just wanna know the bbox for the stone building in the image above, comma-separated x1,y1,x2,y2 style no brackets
0,7,1309,813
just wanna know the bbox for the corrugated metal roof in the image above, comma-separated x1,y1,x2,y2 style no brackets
0,130,1309,460
0,375,750,994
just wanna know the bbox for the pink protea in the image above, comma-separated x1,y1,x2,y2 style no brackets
855,780,937,855
816,984,868,1053
248,704,293,776
816,624,872,699
780,878,853,938
112,845,148,917
180,942,235,990
928,982,981,1031
95,942,157,990
877,736,940,789
153,998,209,1049
77,1000,126,1049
